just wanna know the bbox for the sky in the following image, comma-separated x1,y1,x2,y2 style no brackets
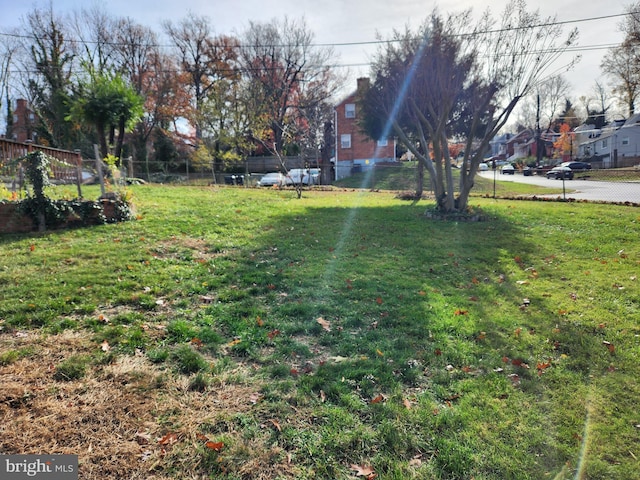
0,0,635,112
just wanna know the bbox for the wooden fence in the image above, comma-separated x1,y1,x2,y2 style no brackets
0,138,84,195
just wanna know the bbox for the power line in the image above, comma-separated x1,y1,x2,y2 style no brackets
0,10,636,51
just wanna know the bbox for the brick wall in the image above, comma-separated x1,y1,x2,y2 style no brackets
0,203,34,234
335,79,396,165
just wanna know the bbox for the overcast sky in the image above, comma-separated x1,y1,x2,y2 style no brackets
0,0,634,108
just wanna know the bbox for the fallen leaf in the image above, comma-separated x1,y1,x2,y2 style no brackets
434,349,442,356
267,329,280,340
403,398,412,410
100,340,111,352
158,432,179,446
376,349,384,357
511,358,529,369
603,341,615,354
256,316,264,327
350,464,376,478
190,337,203,348
320,390,326,403
454,309,468,316
376,296,383,305
205,441,224,451
268,419,282,432
316,317,331,332
29,244,36,252
370,394,384,404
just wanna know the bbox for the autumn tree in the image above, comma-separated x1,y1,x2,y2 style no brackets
111,17,190,173
163,13,239,143
360,1,577,212
553,123,574,159
239,16,340,193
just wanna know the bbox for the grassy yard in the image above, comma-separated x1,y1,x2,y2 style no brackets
1,185,638,479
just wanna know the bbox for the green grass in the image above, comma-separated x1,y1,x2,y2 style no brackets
1,184,638,479
335,163,567,196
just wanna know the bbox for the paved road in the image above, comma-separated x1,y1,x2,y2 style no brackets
478,171,640,203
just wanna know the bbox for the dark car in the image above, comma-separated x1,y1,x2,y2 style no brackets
561,161,592,172
546,166,574,180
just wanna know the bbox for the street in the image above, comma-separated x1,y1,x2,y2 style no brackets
478,170,640,203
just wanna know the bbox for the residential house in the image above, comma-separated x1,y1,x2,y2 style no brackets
504,128,555,163
334,78,396,180
577,116,640,168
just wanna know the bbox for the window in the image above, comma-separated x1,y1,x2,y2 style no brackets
377,138,388,147
602,139,608,148
28,113,35,122
622,137,630,146
345,103,355,118
340,134,351,149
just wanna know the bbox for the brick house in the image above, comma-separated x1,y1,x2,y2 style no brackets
10,99,37,143
334,78,396,180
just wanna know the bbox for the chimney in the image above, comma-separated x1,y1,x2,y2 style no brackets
356,77,370,92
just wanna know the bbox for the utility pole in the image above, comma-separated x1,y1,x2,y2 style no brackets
536,94,543,166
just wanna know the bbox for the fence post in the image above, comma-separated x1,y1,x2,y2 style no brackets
74,150,83,198
94,144,106,197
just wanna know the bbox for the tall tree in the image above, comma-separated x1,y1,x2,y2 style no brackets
163,13,238,142
361,1,577,212
239,17,339,160
21,6,77,149
602,2,640,117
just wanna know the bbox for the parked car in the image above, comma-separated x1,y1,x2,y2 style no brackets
523,166,533,176
560,161,592,172
501,164,515,174
546,166,574,180
285,168,319,185
257,172,285,187
478,163,489,171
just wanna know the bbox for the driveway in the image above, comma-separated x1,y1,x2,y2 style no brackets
478,171,640,203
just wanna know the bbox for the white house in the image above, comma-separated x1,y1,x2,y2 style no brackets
577,116,640,168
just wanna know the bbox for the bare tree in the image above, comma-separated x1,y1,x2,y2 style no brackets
601,2,640,117
70,5,119,74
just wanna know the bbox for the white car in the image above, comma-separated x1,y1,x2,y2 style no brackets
501,164,515,174
285,168,319,185
257,172,285,187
